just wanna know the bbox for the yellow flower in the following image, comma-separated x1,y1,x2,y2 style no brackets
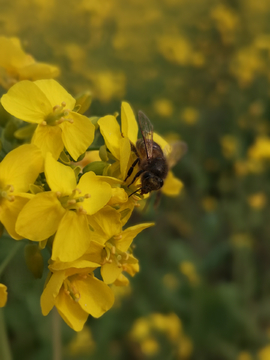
1,79,95,160
16,153,112,262
0,144,43,239
98,102,183,196
0,284,8,307
40,263,114,331
50,206,154,284
0,36,59,89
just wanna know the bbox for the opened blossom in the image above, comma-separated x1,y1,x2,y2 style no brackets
0,36,59,89
0,144,43,239
41,261,114,331
16,153,112,262
50,206,154,284
1,79,95,160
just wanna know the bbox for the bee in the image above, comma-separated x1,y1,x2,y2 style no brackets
125,110,187,197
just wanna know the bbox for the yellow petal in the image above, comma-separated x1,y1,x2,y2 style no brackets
87,206,122,239
162,171,183,196
1,80,52,122
34,79,75,110
45,153,76,195
101,260,122,284
76,275,114,317
40,271,66,316
78,172,112,215
31,124,64,160
98,115,121,159
0,284,8,307
18,63,60,81
0,144,43,192
153,133,169,151
121,102,138,144
16,192,65,241
117,223,155,252
0,36,30,70
59,112,95,161
107,187,128,206
52,211,92,262
120,137,131,180
49,257,100,272
114,273,130,286
55,288,88,331
0,194,33,240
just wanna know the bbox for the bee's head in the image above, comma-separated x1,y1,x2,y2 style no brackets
140,172,164,194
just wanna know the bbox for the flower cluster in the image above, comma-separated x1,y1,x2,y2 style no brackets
0,37,183,331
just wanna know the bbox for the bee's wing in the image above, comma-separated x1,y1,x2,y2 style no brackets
164,141,187,169
138,110,154,159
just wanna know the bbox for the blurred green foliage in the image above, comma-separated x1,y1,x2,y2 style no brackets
2,0,270,359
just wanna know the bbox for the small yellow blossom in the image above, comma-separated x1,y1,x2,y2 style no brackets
248,137,270,160
258,345,270,360
221,135,238,158
247,192,267,209
0,284,8,307
41,263,114,331
153,98,174,117
0,36,59,89
0,144,43,239
179,261,200,285
181,107,199,125
1,79,95,160
16,153,112,262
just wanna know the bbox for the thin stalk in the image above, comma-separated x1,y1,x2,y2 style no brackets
52,307,62,360
0,308,12,360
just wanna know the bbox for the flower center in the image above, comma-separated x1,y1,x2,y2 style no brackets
63,278,81,302
57,188,90,214
0,184,15,202
102,239,129,268
43,102,74,126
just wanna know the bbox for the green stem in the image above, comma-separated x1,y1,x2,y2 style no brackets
52,308,62,360
0,308,12,360
0,241,22,277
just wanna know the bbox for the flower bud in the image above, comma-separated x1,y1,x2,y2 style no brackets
24,244,44,279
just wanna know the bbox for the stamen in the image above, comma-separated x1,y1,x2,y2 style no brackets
77,206,87,214
56,191,62,198
61,101,66,107
67,199,76,205
114,234,122,241
40,121,47,126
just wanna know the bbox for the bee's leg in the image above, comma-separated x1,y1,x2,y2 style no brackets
124,157,140,182
128,169,144,187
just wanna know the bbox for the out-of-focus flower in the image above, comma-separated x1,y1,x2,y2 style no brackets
237,351,253,360
1,79,95,160
231,233,253,249
0,144,43,239
153,98,174,117
247,192,267,209
179,261,200,285
211,4,239,44
221,135,238,159
0,284,8,307
0,36,59,89
248,137,270,160
258,345,270,360
68,326,95,355
201,196,218,212
181,107,199,125
87,71,126,103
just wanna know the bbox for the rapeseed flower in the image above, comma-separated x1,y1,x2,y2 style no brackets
0,284,8,307
50,206,154,284
16,153,112,262
0,144,43,239
41,262,114,331
0,36,59,89
1,79,95,160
